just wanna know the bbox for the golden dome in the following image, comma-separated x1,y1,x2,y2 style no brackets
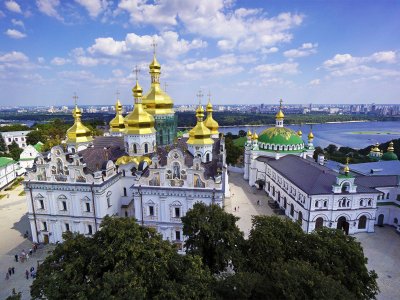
276,109,285,120
109,99,125,133
388,141,394,152
142,53,174,115
124,80,156,135
297,129,302,136
247,129,252,137
204,100,219,135
343,157,350,174
371,143,380,152
252,132,258,140
66,104,93,144
308,131,314,140
187,105,214,145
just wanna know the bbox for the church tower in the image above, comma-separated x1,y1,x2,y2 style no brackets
65,95,93,153
109,96,125,136
124,73,156,156
187,102,214,163
142,42,177,146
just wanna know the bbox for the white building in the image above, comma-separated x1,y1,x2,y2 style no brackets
19,142,43,169
1,130,31,149
24,53,227,249
0,157,18,189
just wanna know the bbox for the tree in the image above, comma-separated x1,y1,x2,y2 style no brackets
182,203,245,273
26,130,45,145
313,146,324,160
225,137,242,165
31,217,214,300
238,130,247,137
0,134,7,153
8,141,22,161
325,143,338,155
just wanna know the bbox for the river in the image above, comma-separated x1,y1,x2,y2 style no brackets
218,121,400,149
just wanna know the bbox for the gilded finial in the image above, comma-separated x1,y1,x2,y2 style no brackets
343,157,350,174
279,98,283,110
151,37,157,56
133,65,140,81
73,92,78,107
116,90,120,100
196,90,204,106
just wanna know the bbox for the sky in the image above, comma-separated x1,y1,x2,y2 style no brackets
0,0,399,106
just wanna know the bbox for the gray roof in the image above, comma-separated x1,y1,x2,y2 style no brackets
355,175,399,188
267,155,379,195
348,160,400,176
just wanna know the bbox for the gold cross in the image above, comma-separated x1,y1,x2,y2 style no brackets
116,90,120,99
151,37,157,55
207,91,211,102
133,65,140,81
73,93,78,106
196,90,204,105
279,98,283,109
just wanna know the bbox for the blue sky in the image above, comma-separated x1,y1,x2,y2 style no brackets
0,0,399,106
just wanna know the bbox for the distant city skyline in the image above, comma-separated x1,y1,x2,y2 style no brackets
0,0,399,106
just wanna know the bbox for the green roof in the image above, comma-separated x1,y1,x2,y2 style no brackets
34,142,44,152
0,157,16,168
381,151,398,161
258,127,304,146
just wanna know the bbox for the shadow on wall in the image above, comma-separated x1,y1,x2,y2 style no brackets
12,212,30,239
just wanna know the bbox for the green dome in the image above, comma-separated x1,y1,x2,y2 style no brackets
258,127,304,148
381,151,398,161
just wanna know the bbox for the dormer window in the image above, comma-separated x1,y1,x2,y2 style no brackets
341,182,350,193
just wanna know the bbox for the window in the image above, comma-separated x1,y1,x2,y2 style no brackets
360,200,364,207
107,197,111,208
8,138,11,142
85,203,91,212
144,143,148,153
175,231,181,241
123,187,127,196
397,194,400,201
175,207,180,218
324,201,327,207
133,144,137,154
368,199,372,206
42,222,47,231
62,201,67,211
125,211,128,217
15,138,18,141
377,195,381,200
149,206,154,216
315,217,323,229
394,218,398,224
206,153,210,162
315,201,319,208
358,215,367,229
88,225,93,235
387,193,390,199
39,199,44,209
298,211,303,226
290,204,294,217
65,223,70,232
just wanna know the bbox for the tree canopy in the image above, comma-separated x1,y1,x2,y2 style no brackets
31,217,214,300
182,203,244,273
8,141,22,161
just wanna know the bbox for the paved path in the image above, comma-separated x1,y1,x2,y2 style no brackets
0,181,52,300
356,226,400,300
225,172,274,238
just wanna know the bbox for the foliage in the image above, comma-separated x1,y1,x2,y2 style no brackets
182,203,244,273
225,137,243,165
26,130,45,145
325,144,338,155
313,146,324,160
238,130,247,137
8,141,22,161
0,124,30,132
31,216,214,300
0,133,7,153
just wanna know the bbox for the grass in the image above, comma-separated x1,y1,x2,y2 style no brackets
19,191,26,196
4,177,24,191
0,194,6,200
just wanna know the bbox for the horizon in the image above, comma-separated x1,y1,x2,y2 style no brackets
0,0,399,106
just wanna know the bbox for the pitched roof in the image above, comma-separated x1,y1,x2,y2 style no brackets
0,157,15,168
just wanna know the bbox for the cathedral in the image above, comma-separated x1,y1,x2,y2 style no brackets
24,52,228,250
244,102,386,235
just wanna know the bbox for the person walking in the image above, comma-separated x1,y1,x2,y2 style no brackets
11,267,15,274
5,272,9,280
25,269,29,280
8,267,12,276
14,254,18,262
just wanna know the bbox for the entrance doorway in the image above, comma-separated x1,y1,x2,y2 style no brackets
337,216,349,235
43,234,49,244
377,214,384,226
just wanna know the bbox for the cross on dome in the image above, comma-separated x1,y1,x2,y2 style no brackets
151,37,157,55
197,90,204,106
116,90,120,99
73,92,78,106
133,65,140,81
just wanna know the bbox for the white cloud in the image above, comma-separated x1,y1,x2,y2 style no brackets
5,29,26,39
284,43,318,58
76,56,99,66
0,51,29,63
253,62,299,76
5,1,22,14
117,0,303,52
87,31,206,58
75,0,106,18
51,57,70,65
112,69,124,77
37,57,45,63
11,18,24,28
261,47,279,54
322,51,398,80
309,79,320,85
36,0,63,21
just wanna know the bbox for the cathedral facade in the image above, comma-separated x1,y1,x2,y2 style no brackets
24,53,227,250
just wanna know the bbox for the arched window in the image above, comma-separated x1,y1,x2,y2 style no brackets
284,197,287,209
368,199,372,206
324,201,327,207
315,201,319,208
387,193,390,199
206,153,210,162
394,218,398,224
290,204,294,217
360,200,364,206
144,143,148,153
358,215,367,229
341,182,350,193
133,144,137,154
315,217,323,229
298,211,303,225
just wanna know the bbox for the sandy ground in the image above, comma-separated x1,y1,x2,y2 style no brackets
0,182,52,300
225,171,400,299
